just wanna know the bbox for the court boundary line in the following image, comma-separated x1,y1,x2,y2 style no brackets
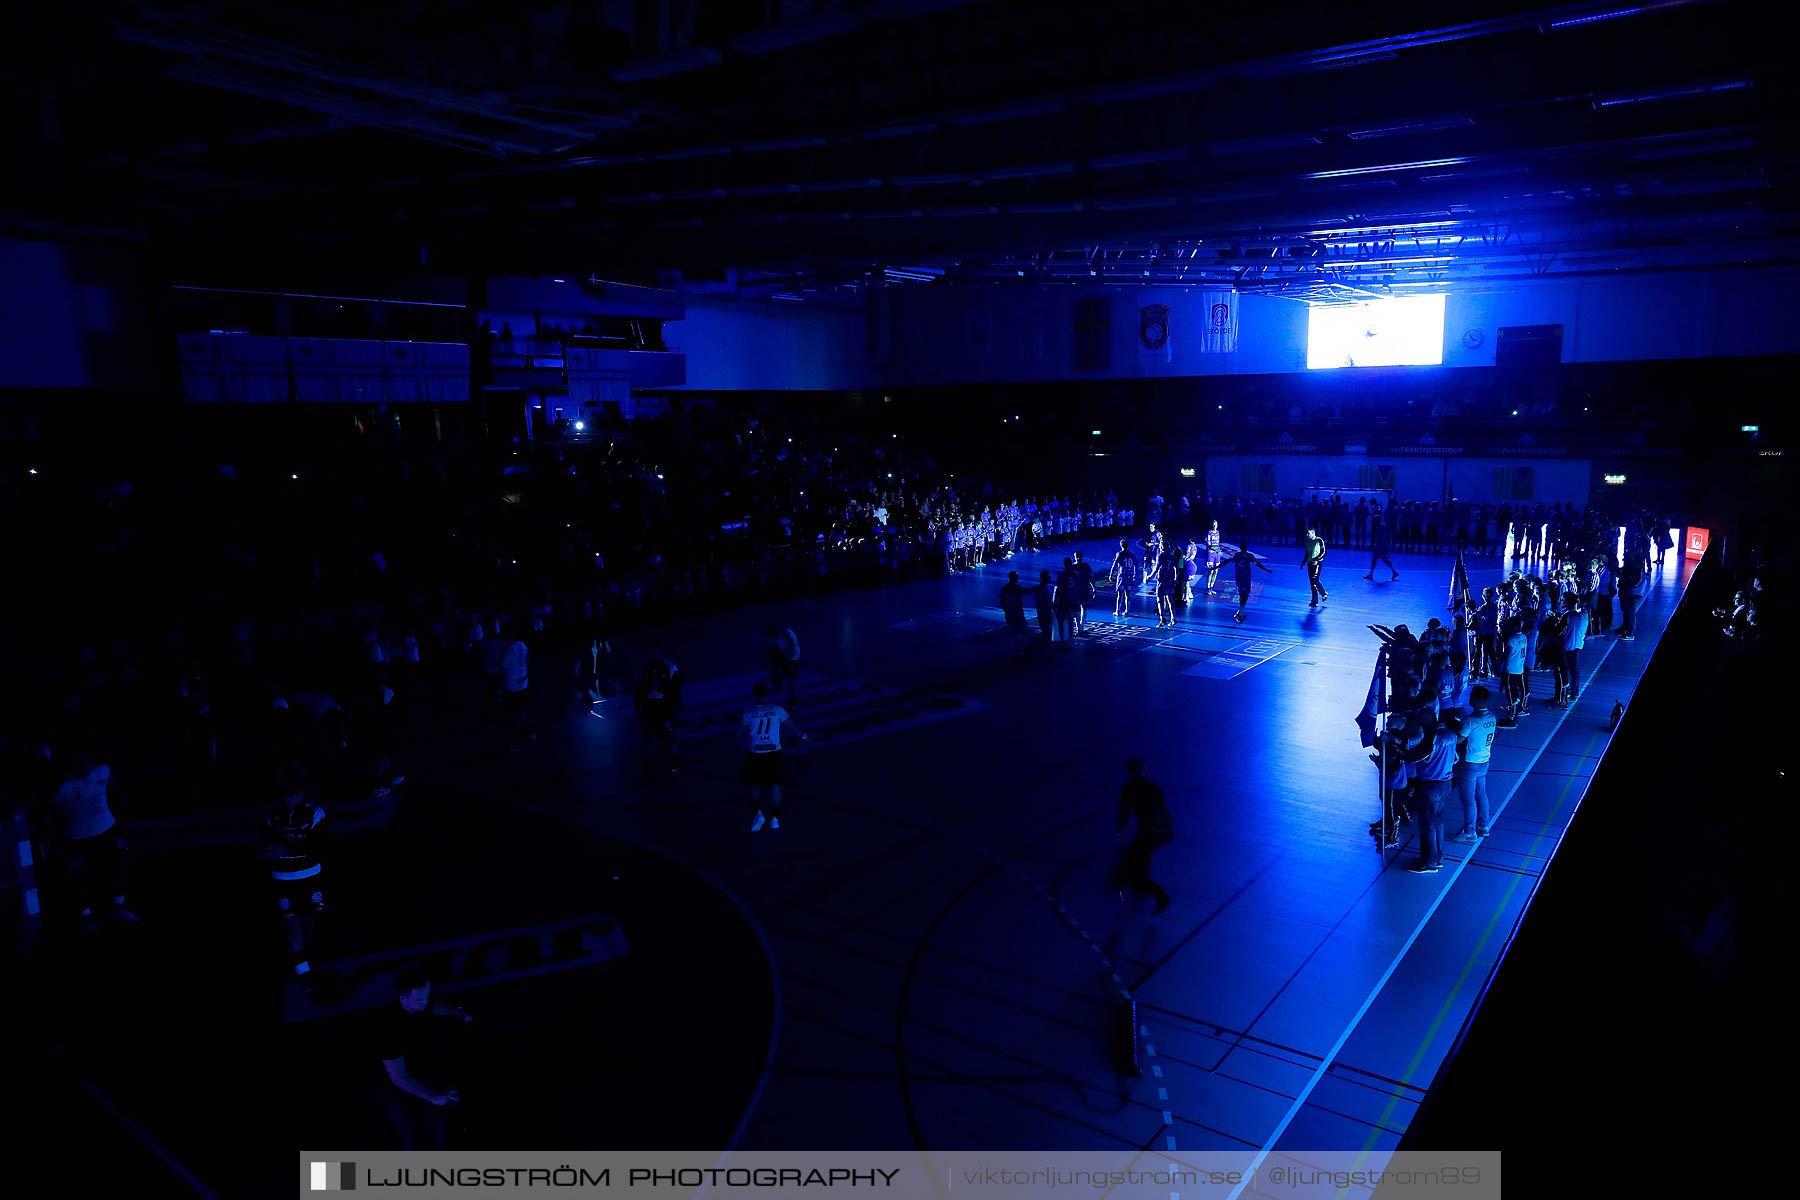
80,1077,221,1200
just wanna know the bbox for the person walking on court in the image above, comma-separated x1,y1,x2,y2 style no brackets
1115,758,1174,913
1204,520,1226,596
1109,539,1139,619
1055,558,1080,643
499,622,533,750
633,652,682,780
1071,551,1095,634
1303,527,1329,605
999,571,1030,632
1154,554,1178,628
377,966,474,1149
743,682,807,832
1139,524,1165,594
264,767,326,979
48,746,139,928
1224,543,1274,623
1364,515,1399,581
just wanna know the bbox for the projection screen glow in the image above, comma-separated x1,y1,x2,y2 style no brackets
1306,294,1447,370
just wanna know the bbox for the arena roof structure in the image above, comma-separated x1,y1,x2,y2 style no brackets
9,1,1794,293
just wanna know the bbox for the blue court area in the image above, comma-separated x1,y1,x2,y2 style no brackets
535,537,1688,1156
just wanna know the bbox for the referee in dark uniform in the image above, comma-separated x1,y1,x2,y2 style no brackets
1116,758,1175,913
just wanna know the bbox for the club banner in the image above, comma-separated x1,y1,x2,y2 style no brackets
1685,526,1709,561
1240,462,1276,494
1492,466,1535,501
1138,304,1171,362
1200,291,1238,353
1358,464,1396,491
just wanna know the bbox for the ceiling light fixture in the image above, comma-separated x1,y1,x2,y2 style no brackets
1593,79,1752,108
1541,3,1713,32
1346,116,1476,140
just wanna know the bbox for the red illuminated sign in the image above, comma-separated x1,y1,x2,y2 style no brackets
1684,527,1710,561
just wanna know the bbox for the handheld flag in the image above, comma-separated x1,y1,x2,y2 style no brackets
1355,644,1388,748
1449,550,1470,612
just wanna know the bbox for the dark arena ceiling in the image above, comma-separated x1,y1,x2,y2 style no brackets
11,0,1797,295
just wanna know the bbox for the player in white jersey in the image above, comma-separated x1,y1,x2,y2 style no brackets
1180,537,1200,604
1204,520,1225,595
743,682,807,832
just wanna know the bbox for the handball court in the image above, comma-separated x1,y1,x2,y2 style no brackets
556,538,1688,1159
25,538,1687,1196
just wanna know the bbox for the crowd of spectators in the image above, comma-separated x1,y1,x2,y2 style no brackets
1365,505,1676,873
1714,571,1763,644
1,404,1159,946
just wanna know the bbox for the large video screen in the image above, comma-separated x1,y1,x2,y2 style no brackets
1306,294,1446,370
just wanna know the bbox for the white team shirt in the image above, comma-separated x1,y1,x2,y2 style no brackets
1459,708,1499,765
743,703,791,752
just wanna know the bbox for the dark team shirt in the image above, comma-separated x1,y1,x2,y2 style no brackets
635,661,682,716
370,1002,453,1089
373,1001,427,1064
266,800,325,877
1118,777,1174,837
1229,550,1261,587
